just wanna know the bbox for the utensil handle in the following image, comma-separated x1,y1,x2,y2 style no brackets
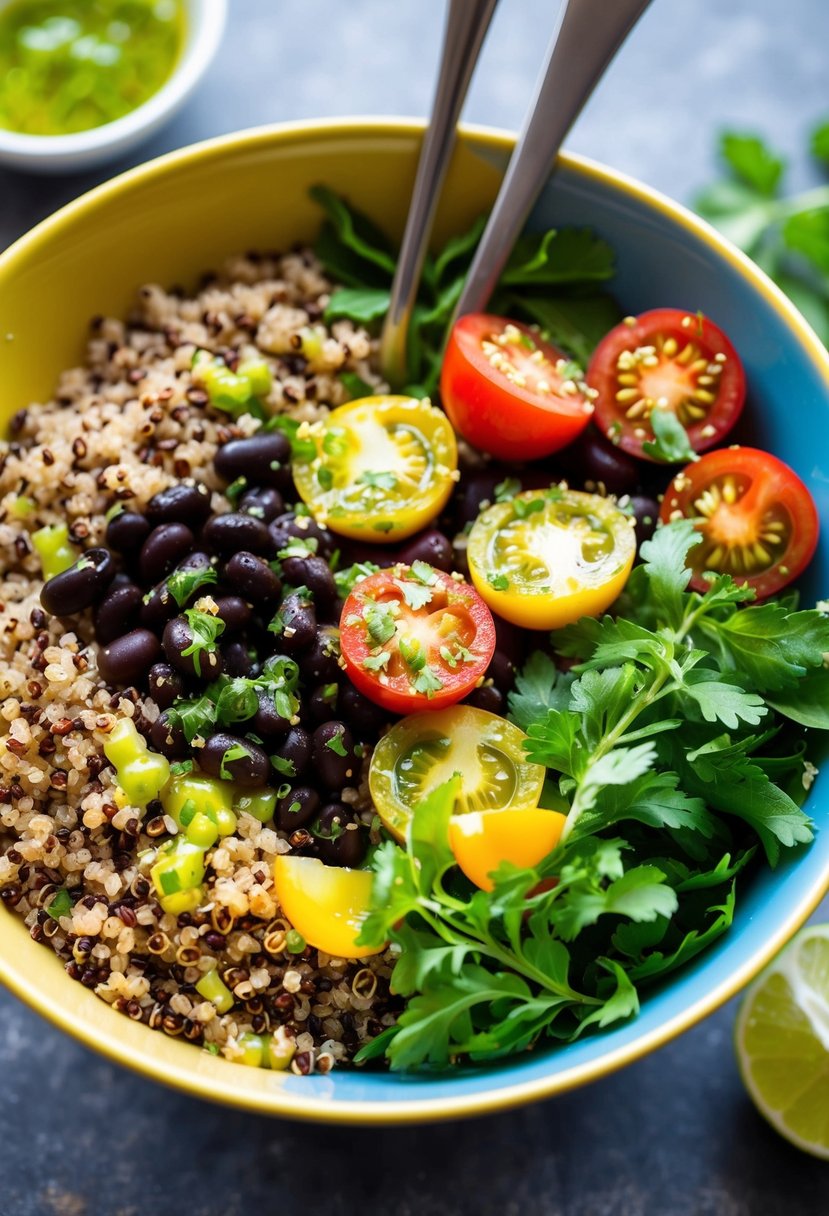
455,0,653,320
380,0,499,387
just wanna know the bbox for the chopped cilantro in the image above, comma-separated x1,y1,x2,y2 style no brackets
219,743,252,780
181,608,225,676
46,888,71,921
166,564,218,608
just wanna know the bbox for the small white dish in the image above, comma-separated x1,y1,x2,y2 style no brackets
0,0,227,174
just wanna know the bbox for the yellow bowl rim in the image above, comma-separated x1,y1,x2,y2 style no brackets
0,116,828,1124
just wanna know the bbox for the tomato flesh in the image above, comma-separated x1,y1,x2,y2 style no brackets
440,314,595,461
448,808,567,892
467,487,636,630
368,706,545,842
340,564,496,715
659,446,819,597
588,308,746,460
291,395,457,541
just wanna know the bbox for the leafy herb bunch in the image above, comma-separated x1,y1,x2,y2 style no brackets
356,523,829,1070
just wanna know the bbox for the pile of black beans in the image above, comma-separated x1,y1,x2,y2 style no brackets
38,421,660,866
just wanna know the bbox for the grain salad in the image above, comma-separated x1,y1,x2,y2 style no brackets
0,247,401,1073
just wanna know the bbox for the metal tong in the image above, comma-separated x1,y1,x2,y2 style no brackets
380,0,654,388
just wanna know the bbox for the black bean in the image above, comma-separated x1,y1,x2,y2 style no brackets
280,554,337,608
338,684,389,737
627,494,660,547
487,650,516,694
106,511,151,556
253,691,292,741
464,684,504,714
214,595,252,633
202,513,272,558
270,727,311,780
314,805,367,867
239,486,284,523
162,616,222,680
493,616,526,665
276,592,317,655
305,683,339,727
299,627,340,683
41,548,116,616
150,711,188,759
139,523,195,585
268,513,335,561
139,582,178,631
567,427,640,496
275,786,320,831
200,731,270,787
221,640,255,678
94,582,143,645
148,663,184,710
146,482,212,529
454,471,504,527
214,432,291,491
98,629,161,686
451,540,470,580
312,721,357,790
223,551,282,606
397,529,454,572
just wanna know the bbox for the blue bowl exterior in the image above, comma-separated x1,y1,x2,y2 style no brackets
272,153,829,1113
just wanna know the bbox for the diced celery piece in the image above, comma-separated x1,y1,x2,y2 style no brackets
163,773,234,828
196,360,253,415
151,839,206,899
103,718,146,770
32,523,77,579
235,789,277,824
186,811,220,849
195,967,234,1014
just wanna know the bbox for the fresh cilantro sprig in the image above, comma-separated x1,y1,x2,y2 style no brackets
310,185,619,393
696,123,829,343
357,523,826,1070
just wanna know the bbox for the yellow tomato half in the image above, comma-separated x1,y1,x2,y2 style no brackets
272,855,382,959
448,807,567,892
467,487,636,630
291,395,458,541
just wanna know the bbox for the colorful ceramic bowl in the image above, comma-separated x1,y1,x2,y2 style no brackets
0,120,826,1123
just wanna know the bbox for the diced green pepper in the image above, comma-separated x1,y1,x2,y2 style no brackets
195,967,235,1014
186,811,220,849
118,752,171,808
159,886,204,916
163,773,234,828
238,357,273,398
104,718,146,770
214,806,238,838
32,523,77,578
11,496,35,518
195,359,254,416
236,1032,267,1068
266,1027,297,1071
235,789,277,824
151,839,206,900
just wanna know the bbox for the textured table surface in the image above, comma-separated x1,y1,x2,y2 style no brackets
1,2,828,1213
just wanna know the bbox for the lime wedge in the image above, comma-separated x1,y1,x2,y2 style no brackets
735,923,829,1160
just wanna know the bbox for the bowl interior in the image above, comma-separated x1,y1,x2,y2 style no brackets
0,121,827,1123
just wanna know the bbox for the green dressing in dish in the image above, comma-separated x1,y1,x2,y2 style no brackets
0,0,185,136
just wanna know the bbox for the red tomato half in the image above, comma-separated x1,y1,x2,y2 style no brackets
440,314,595,461
340,563,496,714
588,308,746,461
659,446,819,597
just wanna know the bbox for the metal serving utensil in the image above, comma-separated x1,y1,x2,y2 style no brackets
380,0,654,385
379,0,499,388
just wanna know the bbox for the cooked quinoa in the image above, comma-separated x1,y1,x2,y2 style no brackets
0,248,401,1073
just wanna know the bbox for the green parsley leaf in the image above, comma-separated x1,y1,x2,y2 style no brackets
168,694,217,744
334,560,379,598
508,652,571,731
325,728,348,757
488,573,509,592
180,608,225,676
46,888,72,921
721,132,785,197
394,577,433,611
324,286,390,325
360,470,398,491
413,667,444,697
641,408,698,463
166,564,218,608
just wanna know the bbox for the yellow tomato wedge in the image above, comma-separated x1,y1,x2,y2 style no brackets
448,808,567,892
272,855,382,959
291,395,458,541
467,487,636,630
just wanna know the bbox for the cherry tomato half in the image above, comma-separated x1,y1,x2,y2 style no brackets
368,706,545,842
467,487,636,630
588,308,746,461
448,807,567,892
340,563,496,715
272,855,381,959
291,395,457,541
440,314,595,461
659,446,819,597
